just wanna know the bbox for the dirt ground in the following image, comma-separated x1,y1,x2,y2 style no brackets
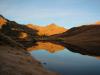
0,44,59,75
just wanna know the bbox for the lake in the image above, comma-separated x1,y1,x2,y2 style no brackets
28,42,100,75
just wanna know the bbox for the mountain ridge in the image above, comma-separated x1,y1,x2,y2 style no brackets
51,24,100,51
27,23,67,36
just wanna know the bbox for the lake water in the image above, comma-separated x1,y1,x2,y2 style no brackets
28,42,100,75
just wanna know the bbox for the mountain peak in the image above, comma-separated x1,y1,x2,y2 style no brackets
96,21,100,25
0,15,7,26
27,23,67,36
47,23,57,27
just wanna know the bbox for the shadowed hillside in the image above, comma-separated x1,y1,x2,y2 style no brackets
0,15,38,48
52,25,100,51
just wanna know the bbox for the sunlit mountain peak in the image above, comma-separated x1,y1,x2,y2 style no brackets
27,23,67,36
96,21,100,25
0,15,7,27
47,23,57,27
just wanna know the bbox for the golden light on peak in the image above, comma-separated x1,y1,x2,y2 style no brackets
0,17,7,27
96,21,100,25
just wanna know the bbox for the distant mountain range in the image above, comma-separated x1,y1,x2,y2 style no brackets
27,23,67,36
0,15,67,37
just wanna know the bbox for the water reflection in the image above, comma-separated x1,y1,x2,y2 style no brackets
28,41,100,75
27,42,64,53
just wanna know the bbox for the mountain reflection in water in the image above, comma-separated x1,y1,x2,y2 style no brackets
27,42,64,53
28,41,100,75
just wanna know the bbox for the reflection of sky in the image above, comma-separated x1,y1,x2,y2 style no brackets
30,48,100,75
0,0,100,28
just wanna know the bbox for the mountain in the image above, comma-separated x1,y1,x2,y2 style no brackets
0,15,38,47
96,21,100,25
52,25,100,51
27,23,67,36
0,15,8,27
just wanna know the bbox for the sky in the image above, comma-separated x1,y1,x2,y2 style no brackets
0,0,100,28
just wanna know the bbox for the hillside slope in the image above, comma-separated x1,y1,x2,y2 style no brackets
0,15,38,47
52,25,100,50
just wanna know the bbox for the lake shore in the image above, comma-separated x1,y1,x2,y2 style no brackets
0,43,59,75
